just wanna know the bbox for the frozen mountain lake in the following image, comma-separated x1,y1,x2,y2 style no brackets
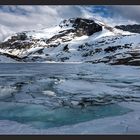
0,63,140,134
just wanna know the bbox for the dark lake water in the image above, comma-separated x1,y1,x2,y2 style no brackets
0,63,139,129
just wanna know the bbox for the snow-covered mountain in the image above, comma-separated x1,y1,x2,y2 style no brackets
0,17,140,65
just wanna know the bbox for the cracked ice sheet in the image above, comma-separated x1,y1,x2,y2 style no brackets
0,102,140,134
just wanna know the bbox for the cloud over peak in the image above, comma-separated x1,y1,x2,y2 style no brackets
0,5,139,42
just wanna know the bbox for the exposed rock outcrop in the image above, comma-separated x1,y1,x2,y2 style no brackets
115,24,140,34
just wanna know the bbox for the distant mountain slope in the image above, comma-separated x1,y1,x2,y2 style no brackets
0,18,140,66
115,24,140,34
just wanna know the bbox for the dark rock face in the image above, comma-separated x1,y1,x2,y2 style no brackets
115,24,140,34
8,32,28,42
60,18,102,36
0,32,34,50
73,18,102,36
0,52,22,61
63,45,69,52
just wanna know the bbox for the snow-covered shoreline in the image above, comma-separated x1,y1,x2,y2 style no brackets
0,102,140,134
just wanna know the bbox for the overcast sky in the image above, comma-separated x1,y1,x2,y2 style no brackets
0,5,140,41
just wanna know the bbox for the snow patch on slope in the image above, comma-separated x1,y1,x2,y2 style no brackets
0,55,17,63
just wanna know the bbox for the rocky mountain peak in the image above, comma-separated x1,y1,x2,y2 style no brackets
59,18,102,36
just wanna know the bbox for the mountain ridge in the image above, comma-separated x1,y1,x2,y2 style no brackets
0,17,140,66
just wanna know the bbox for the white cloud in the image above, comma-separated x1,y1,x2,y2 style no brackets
0,25,14,42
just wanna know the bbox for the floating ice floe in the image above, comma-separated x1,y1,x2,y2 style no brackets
42,90,56,97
